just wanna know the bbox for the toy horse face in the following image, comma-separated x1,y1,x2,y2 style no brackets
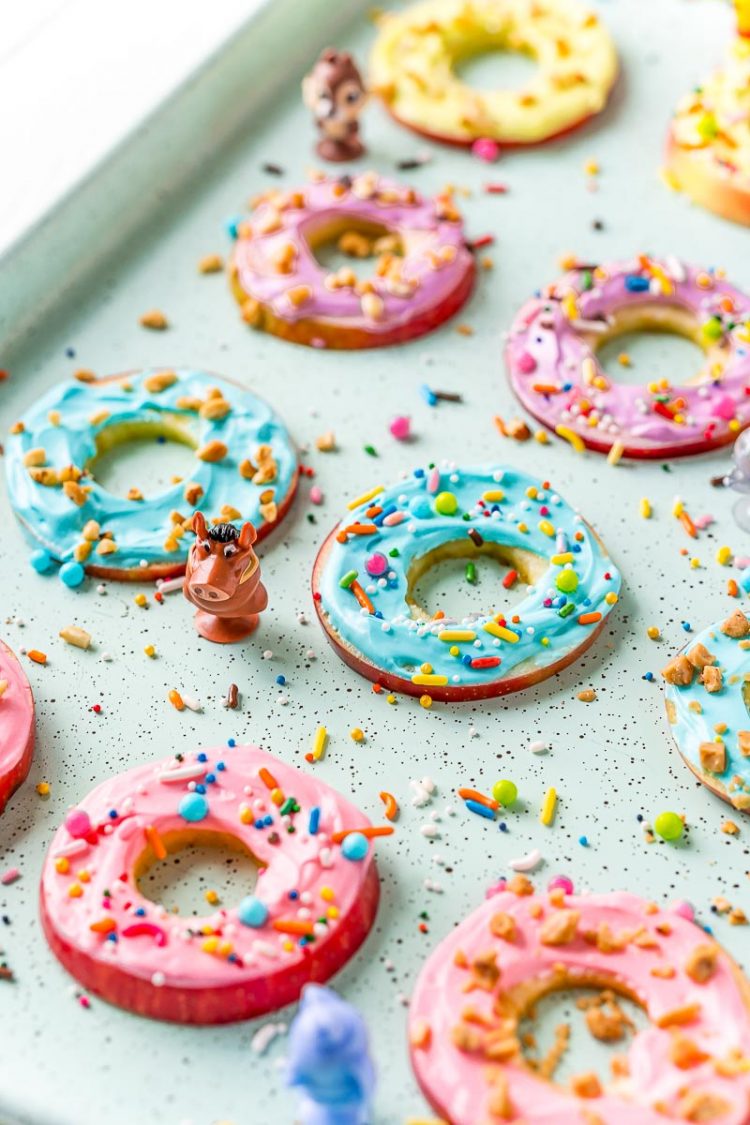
185,514,260,613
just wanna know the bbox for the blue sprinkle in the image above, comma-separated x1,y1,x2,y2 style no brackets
106,932,118,942
197,753,208,763
263,815,273,826
216,761,226,771
30,548,55,575
413,467,425,478
227,738,236,748
681,622,692,632
254,819,265,829
179,792,209,823
135,907,146,917
276,675,286,686
227,952,238,962
108,809,117,819
637,814,644,822
205,773,216,784
572,543,582,553
299,935,310,946
309,806,321,834
224,215,243,239
624,275,650,292
462,655,473,666
420,384,438,406
65,347,76,358
498,821,508,832
288,890,299,900
195,784,206,795
465,799,495,821
561,382,573,392
374,610,384,619
578,835,589,847
642,671,654,682
373,504,397,526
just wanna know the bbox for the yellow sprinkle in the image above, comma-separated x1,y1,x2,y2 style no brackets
320,886,335,902
729,419,741,432
201,937,219,954
482,490,505,502
347,485,383,510
386,693,397,704
68,883,83,898
690,557,701,569
411,674,448,686
239,805,253,824
554,424,585,452
604,592,618,605
312,726,328,761
541,637,550,647
144,644,156,658
134,593,147,607
525,486,538,500
420,662,433,675
483,622,519,643
270,787,285,807
672,498,684,517
205,890,219,906
350,728,365,742
48,410,61,426
607,440,625,466
639,498,652,519
534,429,550,445
326,906,340,920
562,292,579,321
282,940,294,953
647,626,661,640
36,782,50,796
438,630,477,642
538,519,555,537
618,352,631,367
419,694,433,708
540,787,557,826
551,552,573,566
449,646,460,657
716,546,733,566
55,857,70,874
78,869,91,883
584,159,599,176
517,522,528,533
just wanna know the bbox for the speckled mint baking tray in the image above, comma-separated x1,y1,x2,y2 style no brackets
1,1,749,1123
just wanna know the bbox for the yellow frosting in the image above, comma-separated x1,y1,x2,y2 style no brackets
370,0,618,145
670,35,750,180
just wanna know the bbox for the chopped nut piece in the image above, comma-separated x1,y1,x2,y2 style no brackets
139,309,169,331
467,950,500,991
684,943,718,984
286,284,312,308
259,500,278,524
738,731,750,757
729,908,747,925
183,482,204,506
241,298,262,326
338,230,372,258
198,253,223,274
687,642,716,669
175,396,203,412
316,431,336,452
74,542,92,563
583,922,627,953
74,369,96,383
486,1073,513,1119
489,912,516,941
58,464,83,483
699,742,727,774
701,665,723,693
88,409,110,426
196,440,228,463
721,610,750,638
199,397,232,421
539,909,580,946
577,688,597,702
656,1002,701,1028
505,417,531,441
507,873,533,896
670,1034,710,1069
63,481,90,507
661,654,694,686
59,626,92,650
409,1019,431,1049
127,488,144,502
28,467,59,487
23,448,46,467
361,292,385,321
143,370,177,393
721,820,740,835
650,964,676,979
96,539,117,556
238,458,256,480
675,1090,731,1122
569,1072,601,1098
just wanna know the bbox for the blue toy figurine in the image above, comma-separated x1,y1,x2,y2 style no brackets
286,984,376,1125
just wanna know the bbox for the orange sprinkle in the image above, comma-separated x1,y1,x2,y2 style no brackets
331,825,395,843
431,610,445,621
578,611,603,625
372,683,383,694
457,787,498,811
365,505,383,519
350,580,375,615
89,917,117,934
531,383,563,395
379,791,399,821
168,689,185,711
342,523,378,536
272,919,314,936
27,649,47,665
336,530,348,543
258,767,279,790
145,825,167,861
679,510,697,539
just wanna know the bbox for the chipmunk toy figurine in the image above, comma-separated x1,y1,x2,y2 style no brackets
302,48,368,162
183,513,268,643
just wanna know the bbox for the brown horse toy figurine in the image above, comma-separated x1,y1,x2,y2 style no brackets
184,513,268,643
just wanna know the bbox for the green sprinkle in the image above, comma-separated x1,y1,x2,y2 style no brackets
364,444,377,457
466,562,477,585
389,548,400,557
581,269,593,291
339,570,358,588
558,602,575,618
279,797,299,816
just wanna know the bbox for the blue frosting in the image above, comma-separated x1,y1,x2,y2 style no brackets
317,464,621,689
5,369,297,572
664,615,750,810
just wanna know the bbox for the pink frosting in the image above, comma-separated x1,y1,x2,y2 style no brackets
40,746,379,1017
506,257,750,455
233,172,474,333
410,888,750,1123
0,639,34,810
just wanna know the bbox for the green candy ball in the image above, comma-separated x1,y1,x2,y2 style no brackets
492,779,518,807
653,811,684,841
434,491,458,516
556,569,579,594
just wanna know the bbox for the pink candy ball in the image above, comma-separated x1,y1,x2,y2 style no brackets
365,551,389,578
65,809,92,838
485,878,507,899
547,875,574,895
310,485,324,505
389,415,411,441
517,350,537,374
471,137,501,163
671,900,695,921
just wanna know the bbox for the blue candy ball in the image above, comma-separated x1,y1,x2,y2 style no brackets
30,548,54,574
59,560,85,588
178,792,208,823
341,832,369,861
408,496,432,519
238,895,268,928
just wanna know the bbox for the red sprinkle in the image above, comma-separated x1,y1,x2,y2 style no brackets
470,234,495,249
502,569,518,589
91,704,102,714
484,183,508,194
470,656,501,669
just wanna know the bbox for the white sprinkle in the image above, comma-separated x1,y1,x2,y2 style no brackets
468,726,478,738
251,1022,287,1055
262,650,273,660
181,694,202,713
277,694,289,706
297,612,308,624
158,763,206,784
157,577,186,595
101,652,113,662
529,740,548,754
420,824,440,839
306,649,316,660
151,971,165,987
508,848,543,873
